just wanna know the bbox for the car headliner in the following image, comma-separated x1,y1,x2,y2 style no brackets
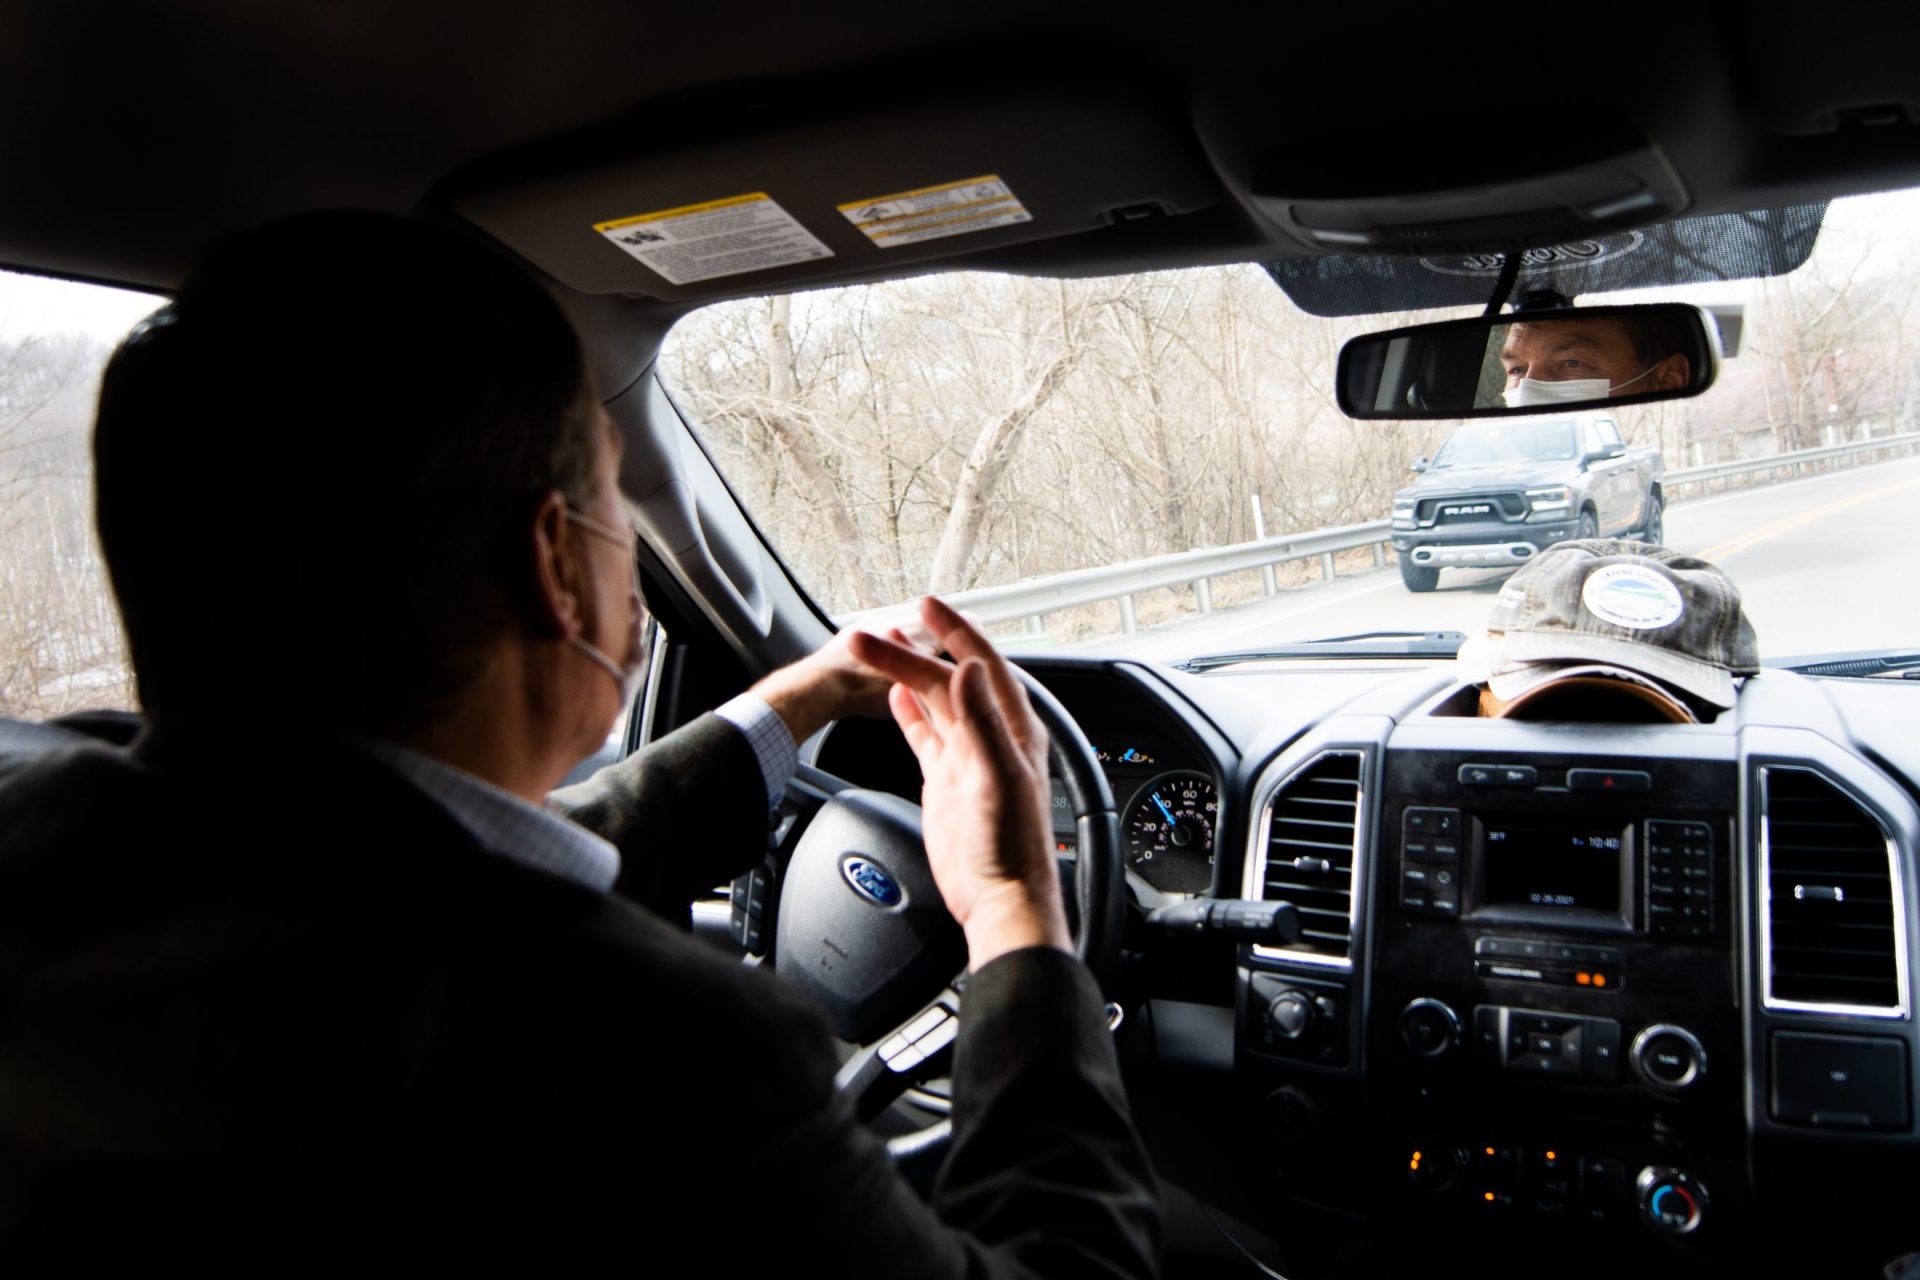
6,2,1920,392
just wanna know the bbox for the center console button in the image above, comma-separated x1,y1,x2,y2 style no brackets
1459,764,1535,787
1636,1166,1707,1235
1568,767,1652,792
1580,1158,1627,1220
1398,998,1461,1058
1631,1024,1706,1092
1516,1052,1578,1076
1267,991,1315,1040
1584,1020,1623,1082
1473,1005,1502,1058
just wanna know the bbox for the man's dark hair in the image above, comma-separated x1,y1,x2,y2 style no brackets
94,210,602,737
1618,309,1701,368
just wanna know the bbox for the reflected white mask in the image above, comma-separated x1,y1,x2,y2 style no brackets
1503,364,1656,409
566,508,647,706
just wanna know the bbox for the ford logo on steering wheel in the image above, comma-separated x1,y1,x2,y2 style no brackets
839,854,905,909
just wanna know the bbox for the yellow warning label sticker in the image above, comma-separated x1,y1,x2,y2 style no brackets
594,192,833,285
838,175,1031,249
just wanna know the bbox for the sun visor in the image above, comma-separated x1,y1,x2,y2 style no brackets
450,87,1218,301
1264,203,1828,318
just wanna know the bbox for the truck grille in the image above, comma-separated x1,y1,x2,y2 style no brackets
1417,493,1526,524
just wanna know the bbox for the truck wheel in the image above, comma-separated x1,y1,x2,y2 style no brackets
1399,557,1440,593
1577,510,1598,542
1639,495,1665,545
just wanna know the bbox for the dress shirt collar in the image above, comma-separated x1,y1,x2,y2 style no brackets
362,741,620,893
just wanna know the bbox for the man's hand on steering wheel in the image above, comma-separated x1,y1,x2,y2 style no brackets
752,623,903,740
848,598,1072,972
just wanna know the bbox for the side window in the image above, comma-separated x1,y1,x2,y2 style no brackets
1597,419,1623,447
1581,421,1606,457
1,271,161,722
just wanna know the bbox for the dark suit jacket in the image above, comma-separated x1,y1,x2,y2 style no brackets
0,719,1159,1274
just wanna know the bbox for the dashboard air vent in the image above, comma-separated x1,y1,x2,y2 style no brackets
1762,767,1907,1016
1257,751,1363,965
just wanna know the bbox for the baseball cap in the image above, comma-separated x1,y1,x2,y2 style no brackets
1454,539,1759,715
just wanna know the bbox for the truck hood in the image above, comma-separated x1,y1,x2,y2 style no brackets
1396,460,1571,499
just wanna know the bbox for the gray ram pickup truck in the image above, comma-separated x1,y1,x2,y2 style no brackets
1389,412,1664,591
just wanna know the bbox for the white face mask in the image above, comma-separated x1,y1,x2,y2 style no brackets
1503,363,1656,409
566,508,647,708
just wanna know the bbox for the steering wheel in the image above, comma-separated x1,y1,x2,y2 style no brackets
771,670,1121,1151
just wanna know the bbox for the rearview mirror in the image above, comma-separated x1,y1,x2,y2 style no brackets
1336,303,1719,420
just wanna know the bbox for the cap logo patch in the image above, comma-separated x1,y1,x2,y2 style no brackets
1581,564,1685,630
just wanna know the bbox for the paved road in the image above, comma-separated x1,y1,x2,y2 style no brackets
1083,455,1920,665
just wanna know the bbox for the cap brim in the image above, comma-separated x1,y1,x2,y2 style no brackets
1493,629,1737,709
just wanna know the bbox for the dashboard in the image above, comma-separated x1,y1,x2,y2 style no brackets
810,654,1920,1276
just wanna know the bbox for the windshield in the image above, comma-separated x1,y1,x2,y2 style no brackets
1431,421,1577,468
661,188,1920,665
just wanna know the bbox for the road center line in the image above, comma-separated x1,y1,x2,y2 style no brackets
1696,475,1920,563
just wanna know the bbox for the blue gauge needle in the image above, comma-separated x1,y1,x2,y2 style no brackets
1152,792,1177,825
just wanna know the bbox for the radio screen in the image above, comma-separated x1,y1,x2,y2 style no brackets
1483,822,1625,913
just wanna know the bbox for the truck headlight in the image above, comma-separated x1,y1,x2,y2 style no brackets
1391,501,1415,529
1525,485,1572,513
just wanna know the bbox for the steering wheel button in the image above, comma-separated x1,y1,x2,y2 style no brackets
886,1044,926,1073
877,1034,912,1063
900,1006,949,1044
914,1017,959,1058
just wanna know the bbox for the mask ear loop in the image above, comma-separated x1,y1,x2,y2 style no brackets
1609,364,1659,393
564,508,648,702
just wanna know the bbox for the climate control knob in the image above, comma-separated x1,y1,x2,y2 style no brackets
1636,1166,1708,1235
1267,991,1315,1039
1398,998,1461,1058
1631,1024,1707,1092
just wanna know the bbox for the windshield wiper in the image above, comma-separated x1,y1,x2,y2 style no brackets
1174,630,1468,673
1768,650,1920,679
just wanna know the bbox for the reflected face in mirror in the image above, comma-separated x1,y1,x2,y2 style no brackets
1500,317,1692,409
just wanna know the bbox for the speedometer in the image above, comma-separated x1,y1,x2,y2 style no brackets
1123,771,1217,894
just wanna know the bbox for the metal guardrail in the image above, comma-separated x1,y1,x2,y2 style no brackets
1661,430,1920,495
844,431,1920,637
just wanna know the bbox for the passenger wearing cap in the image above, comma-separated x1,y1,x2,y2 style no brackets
1455,540,1760,723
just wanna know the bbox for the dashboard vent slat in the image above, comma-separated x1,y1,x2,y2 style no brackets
1253,751,1363,967
1762,767,1907,1016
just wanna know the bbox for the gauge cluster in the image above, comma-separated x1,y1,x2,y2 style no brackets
814,661,1232,897
1048,728,1220,895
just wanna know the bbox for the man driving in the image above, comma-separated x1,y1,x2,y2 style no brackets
0,212,1159,1273
1500,310,1695,409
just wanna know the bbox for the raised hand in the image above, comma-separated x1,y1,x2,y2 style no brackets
847,597,1069,968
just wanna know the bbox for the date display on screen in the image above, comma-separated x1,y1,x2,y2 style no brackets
1483,824,1625,914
